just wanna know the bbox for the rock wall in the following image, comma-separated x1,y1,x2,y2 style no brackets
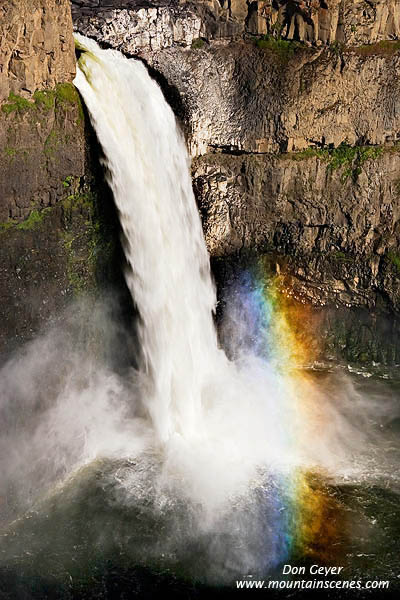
72,0,400,49
75,6,400,155
264,0,400,46
193,150,400,310
0,0,75,102
0,87,85,222
0,0,127,359
145,43,400,156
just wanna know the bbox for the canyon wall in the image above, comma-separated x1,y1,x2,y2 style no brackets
1,0,400,366
0,0,125,359
72,1,400,49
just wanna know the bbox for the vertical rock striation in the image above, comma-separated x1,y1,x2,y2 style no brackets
72,0,400,47
0,0,123,358
0,0,75,102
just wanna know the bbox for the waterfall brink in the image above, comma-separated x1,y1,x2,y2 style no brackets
74,35,225,444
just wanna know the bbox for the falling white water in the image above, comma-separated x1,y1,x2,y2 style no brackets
72,35,303,507
74,34,225,446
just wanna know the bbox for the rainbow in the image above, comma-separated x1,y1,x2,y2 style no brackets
226,257,346,571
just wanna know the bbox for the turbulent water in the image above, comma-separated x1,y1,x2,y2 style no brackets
0,34,399,597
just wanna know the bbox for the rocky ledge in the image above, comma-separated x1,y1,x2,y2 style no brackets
72,0,400,50
194,149,400,311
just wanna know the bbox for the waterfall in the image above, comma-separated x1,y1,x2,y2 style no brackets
72,35,300,508
74,34,226,445
72,35,382,513
0,35,396,590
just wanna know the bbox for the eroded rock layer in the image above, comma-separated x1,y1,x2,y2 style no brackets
0,0,75,102
72,0,400,48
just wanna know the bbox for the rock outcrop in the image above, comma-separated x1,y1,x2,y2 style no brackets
193,149,400,310
72,0,400,49
0,0,75,102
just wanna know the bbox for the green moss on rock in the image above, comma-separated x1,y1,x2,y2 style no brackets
191,38,205,49
17,208,53,231
32,90,56,111
0,219,18,232
3,146,17,158
56,83,84,122
284,143,384,182
1,92,33,114
1,83,84,122
44,129,61,156
349,40,400,57
60,184,117,296
255,35,300,61
388,252,400,273
0,208,54,233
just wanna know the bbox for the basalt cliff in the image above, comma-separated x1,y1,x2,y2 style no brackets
1,0,400,365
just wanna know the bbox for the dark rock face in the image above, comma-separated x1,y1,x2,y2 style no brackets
192,146,400,364
194,150,400,363
0,87,85,222
0,171,129,361
0,87,129,358
193,151,400,304
0,1,128,358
